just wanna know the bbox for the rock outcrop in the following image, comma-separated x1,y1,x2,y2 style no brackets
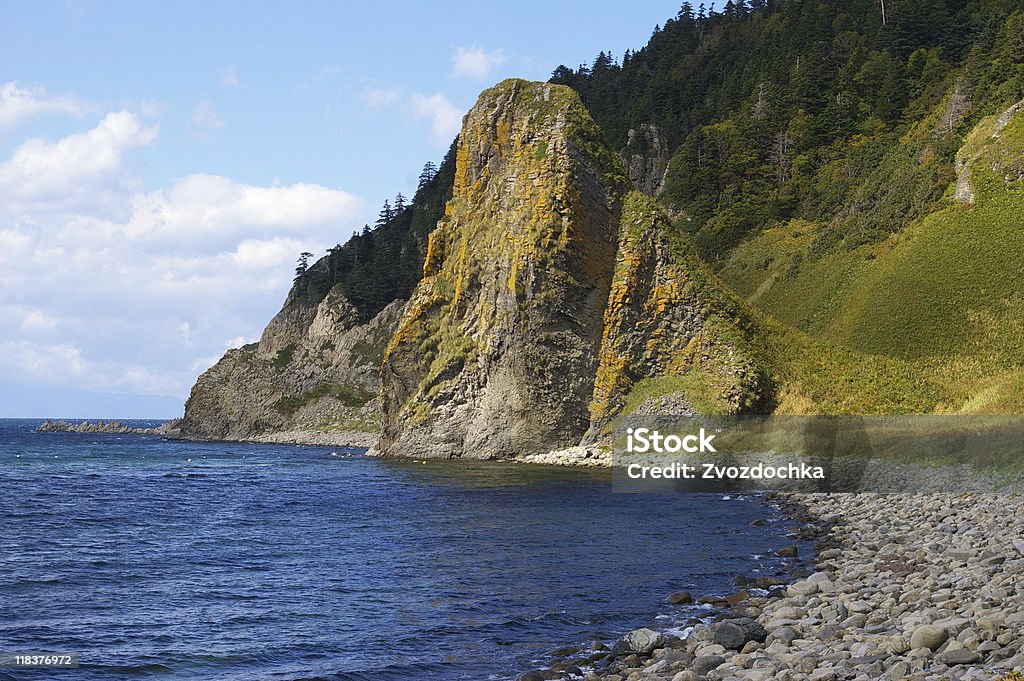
36,419,177,436
620,123,670,197
178,260,403,443
587,192,768,436
179,76,932,454
375,79,627,459
955,97,1024,205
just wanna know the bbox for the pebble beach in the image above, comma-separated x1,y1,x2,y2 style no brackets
521,493,1024,681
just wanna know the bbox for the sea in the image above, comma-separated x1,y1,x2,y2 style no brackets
0,418,808,681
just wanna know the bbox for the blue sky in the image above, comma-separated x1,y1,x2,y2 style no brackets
0,1,677,418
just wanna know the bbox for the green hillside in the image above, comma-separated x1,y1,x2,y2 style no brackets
554,1,1024,416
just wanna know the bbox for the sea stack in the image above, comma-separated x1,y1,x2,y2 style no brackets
376,79,627,459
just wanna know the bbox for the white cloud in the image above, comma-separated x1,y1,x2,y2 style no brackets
0,339,190,396
0,341,87,383
0,82,91,130
450,46,507,80
221,65,240,87
0,111,157,210
409,93,464,146
113,174,361,248
359,85,464,147
361,86,402,107
22,310,60,331
0,108,367,401
134,98,164,118
192,100,224,133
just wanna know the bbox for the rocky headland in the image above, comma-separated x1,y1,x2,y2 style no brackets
517,493,1024,681
175,75,995,459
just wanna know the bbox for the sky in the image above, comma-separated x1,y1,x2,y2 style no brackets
0,1,677,418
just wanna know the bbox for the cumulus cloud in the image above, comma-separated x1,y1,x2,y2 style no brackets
0,82,91,130
450,47,507,79
0,340,191,397
0,111,157,212
112,174,361,248
358,85,464,147
0,107,366,402
409,93,464,146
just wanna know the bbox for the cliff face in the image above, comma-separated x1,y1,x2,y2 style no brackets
180,68,1008,449
588,192,768,435
375,79,627,459
179,261,403,442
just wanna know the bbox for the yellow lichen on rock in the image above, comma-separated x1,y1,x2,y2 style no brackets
377,79,626,459
588,191,766,428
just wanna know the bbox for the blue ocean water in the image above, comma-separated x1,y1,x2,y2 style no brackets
0,418,806,681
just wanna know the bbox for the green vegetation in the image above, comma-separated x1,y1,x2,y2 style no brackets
273,383,375,416
603,194,957,423
549,2,1024,417
714,107,1024,412
284,143,457,323
271,2,1024,421
272,344,295,370
554,2,1023,262
618,374,738,418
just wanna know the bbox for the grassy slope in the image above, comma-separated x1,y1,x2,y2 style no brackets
718,101,1024,413
610,197,958,420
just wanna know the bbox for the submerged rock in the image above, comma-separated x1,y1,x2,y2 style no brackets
667,590,694,604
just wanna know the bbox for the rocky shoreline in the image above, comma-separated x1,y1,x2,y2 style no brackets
516,493,1024,681
35,419,174,436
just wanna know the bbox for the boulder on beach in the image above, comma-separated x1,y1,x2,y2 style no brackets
611,628,664,656
690,654,726,675
909,624,948,651
711,618,767,650
936,648,981,665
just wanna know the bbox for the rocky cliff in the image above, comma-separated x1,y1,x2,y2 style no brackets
180,74,967,454
374,79,627,459
178,256,403,444
587,192,768,436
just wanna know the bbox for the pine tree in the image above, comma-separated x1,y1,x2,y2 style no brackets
417,161,437,191
294,251,313,279
394,192,407,212
375,200,393,228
